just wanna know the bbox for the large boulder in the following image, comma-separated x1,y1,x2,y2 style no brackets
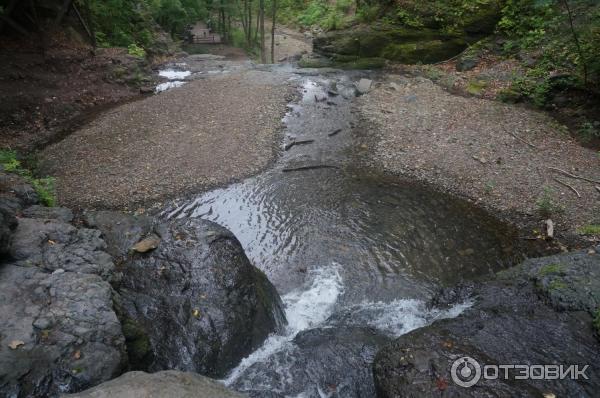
62,370,244,398
87,212,287,377
0,216,126,397
373,250,600,397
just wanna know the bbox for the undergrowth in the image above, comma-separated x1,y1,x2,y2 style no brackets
0,150,56,207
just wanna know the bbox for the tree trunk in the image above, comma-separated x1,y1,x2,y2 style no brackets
259,0,265,63
271,0,276,63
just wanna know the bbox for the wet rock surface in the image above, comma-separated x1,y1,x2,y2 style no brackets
89,211,286,378
0,176,126,397
63,370,244,398
373,251,600,397
232,326,391,397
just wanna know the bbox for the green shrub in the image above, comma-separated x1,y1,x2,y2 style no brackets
535,186,564,217
0,150,56,207
577,224,600,235
577,122,600,143
127,43,147,58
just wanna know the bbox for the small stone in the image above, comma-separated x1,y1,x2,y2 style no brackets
356,78,373,95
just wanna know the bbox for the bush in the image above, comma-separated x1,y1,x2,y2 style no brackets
127,43,147,58
0,150,56,207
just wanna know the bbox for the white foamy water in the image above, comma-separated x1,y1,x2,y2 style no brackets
155,81,186,93
224,262,472,390
158,69,191,80
335,298,472,338
224,265,344,385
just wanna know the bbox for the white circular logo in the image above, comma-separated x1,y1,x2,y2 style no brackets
451,356,481,388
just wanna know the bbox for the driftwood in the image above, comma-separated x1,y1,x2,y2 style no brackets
545,219,554,240
548,166,600,185
508,130,537,149
284,139,314,151
328,129,342,137
553,177,581,198
282,164,339,172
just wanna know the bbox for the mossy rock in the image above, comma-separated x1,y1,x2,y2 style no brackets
314,27,467,64
121,318,154,370
466,79,488,96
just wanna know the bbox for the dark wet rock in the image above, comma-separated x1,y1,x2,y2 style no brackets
456,57,478,72
373,251,600,397
0,171,38,256
9,217,114,279
0,265,125,397
504,250,600,314
114,216,286,377
0,171,39,208
84,211,154,258
22,205,74,223
63,370,244,398
232,327,391,397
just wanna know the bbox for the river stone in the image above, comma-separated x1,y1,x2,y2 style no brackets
356,78,373,95
231,326,391,397
114,216,286,377
62,370,244,398
373,251,600,397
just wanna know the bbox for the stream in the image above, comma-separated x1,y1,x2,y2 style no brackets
160,66,523,397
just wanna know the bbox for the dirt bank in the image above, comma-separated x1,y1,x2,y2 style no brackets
356,75,600,247
40,68,295,210
0,32,155,152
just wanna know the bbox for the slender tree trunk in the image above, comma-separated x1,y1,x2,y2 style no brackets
259,0,266,63
254,2,260,43
271,0,276,63
561,0,588,85
248,0,253,46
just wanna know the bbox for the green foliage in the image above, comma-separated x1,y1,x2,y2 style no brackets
577,224,600,235
539,263,564,276
127,43,147,57
0,150,56,207
535,186,564,217
577,121,600,142
499,0,600,98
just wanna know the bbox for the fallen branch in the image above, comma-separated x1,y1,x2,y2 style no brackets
328,129,342,137
548,166,600,185
553,177,581,198
284,139,314,151
282,164,339,172
508,130,537,149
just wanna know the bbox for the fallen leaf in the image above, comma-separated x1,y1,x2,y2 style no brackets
8,340,25,350
192,309,201,318
73,350,81,360
48,240,56,245
543,393,556,398
132,235,161,253
436,377,448,391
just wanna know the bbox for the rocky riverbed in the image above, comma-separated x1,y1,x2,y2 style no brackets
1,48,599,398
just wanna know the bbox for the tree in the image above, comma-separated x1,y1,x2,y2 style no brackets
270,0,276,63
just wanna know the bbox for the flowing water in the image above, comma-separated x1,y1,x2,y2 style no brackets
161,68,524,397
